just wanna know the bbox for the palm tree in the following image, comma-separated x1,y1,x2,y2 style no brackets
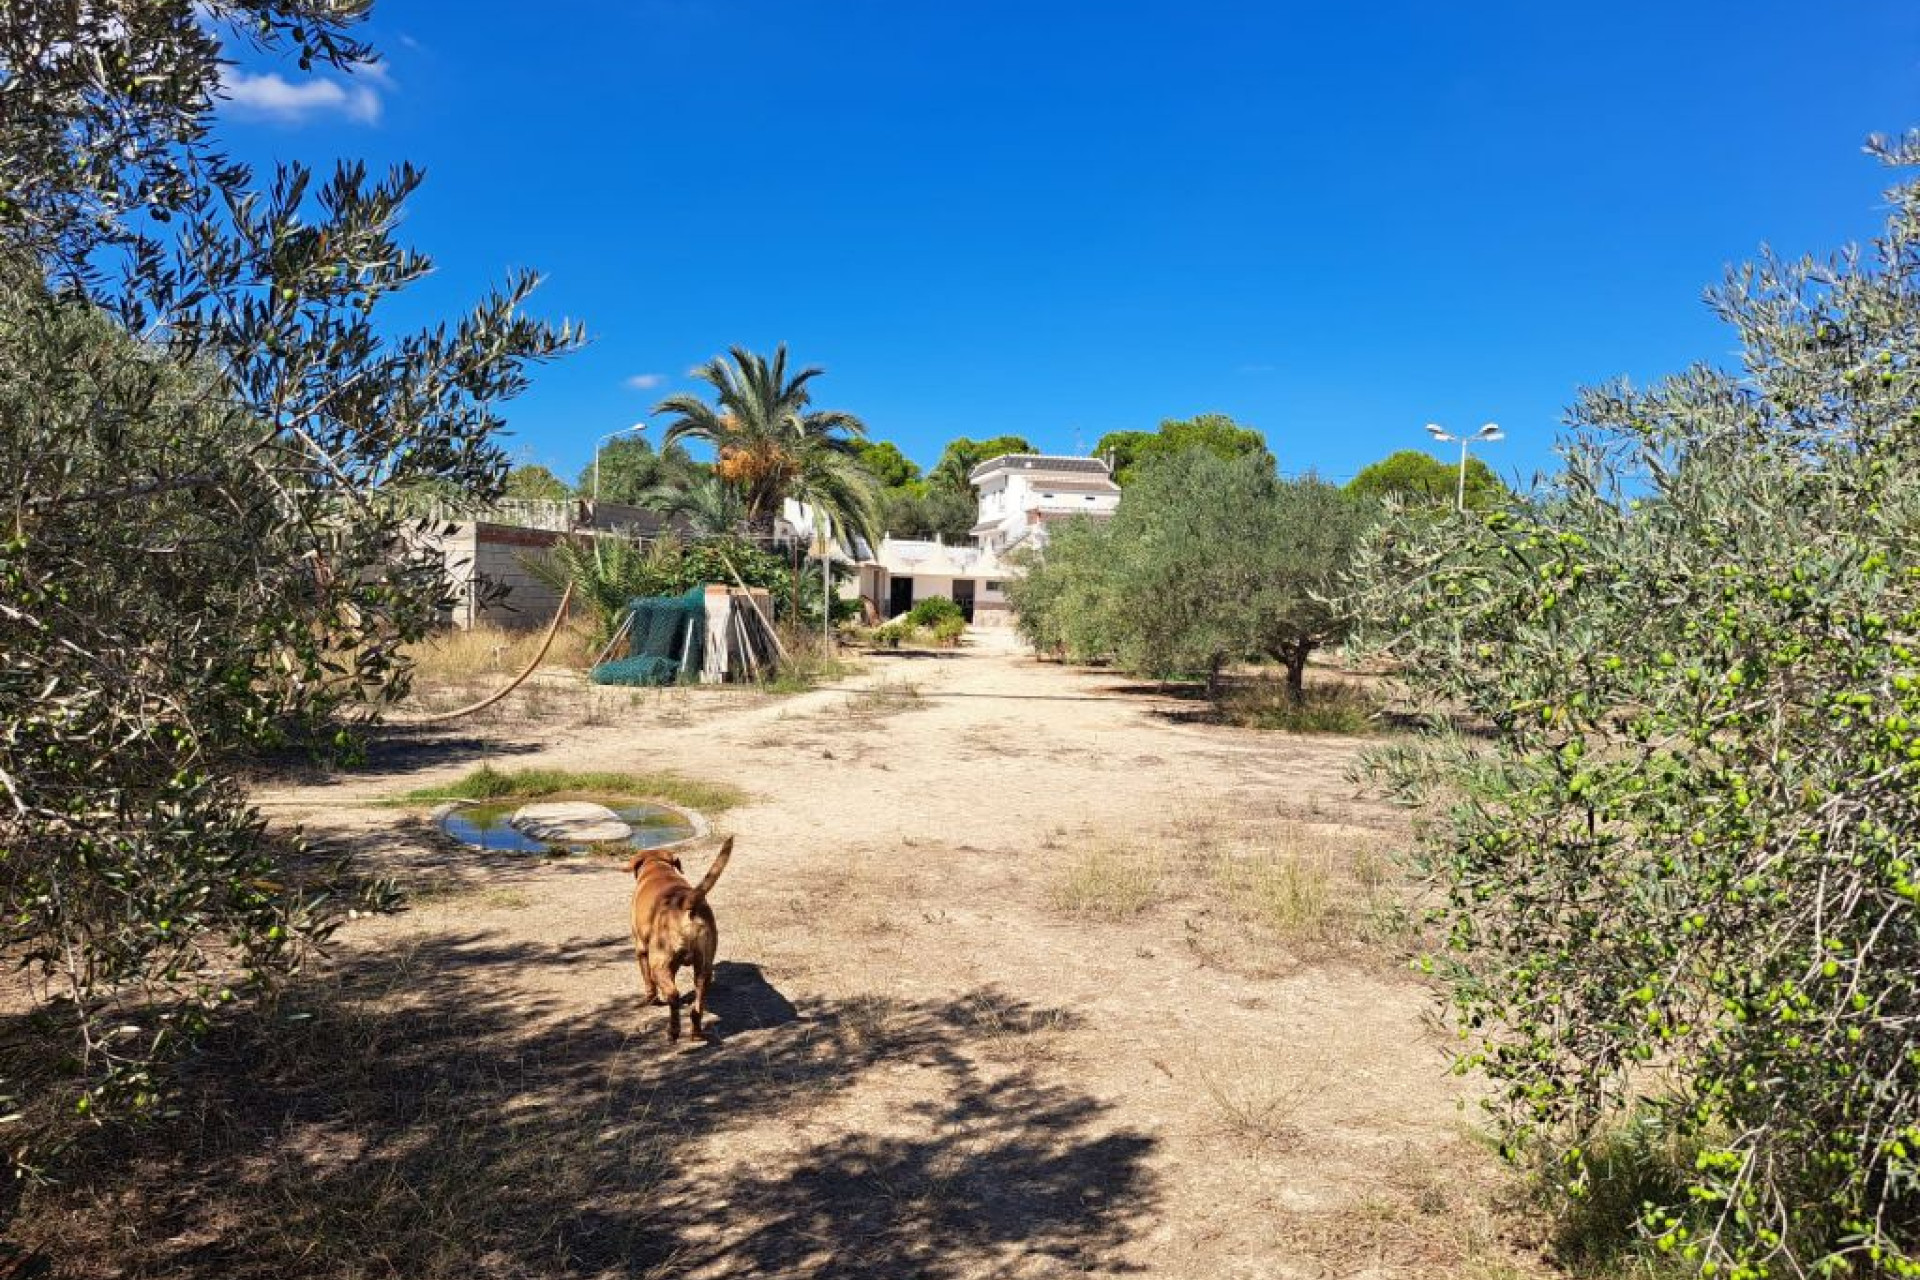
638,474,746,536
653,344,879,551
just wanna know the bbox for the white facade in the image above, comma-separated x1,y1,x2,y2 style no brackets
968,454,1121,553
855,537,1017,626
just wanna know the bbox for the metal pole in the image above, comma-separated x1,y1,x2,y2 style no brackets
1456,437,1469,513
593,424,646,509
821,535,831,650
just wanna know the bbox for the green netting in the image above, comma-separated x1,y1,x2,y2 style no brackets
590,586,707,686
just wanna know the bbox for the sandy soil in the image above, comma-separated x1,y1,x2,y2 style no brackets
219,630,1550,1280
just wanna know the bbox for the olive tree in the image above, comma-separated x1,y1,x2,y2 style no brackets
1010,450,1362,696
0,2,576,1164
1349,136,1920,1277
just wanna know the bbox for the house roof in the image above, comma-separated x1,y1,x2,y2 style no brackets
968,453,1114,483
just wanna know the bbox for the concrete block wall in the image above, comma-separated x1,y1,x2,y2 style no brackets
465,523,567,628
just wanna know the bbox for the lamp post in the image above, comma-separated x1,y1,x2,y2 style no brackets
1424,422,1504,512
591,422,648,506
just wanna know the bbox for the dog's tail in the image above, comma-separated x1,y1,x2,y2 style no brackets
689,836,734,905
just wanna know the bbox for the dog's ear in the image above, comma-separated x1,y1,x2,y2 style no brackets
670,855,685,871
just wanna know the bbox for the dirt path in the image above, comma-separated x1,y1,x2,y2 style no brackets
229,634,1543,1280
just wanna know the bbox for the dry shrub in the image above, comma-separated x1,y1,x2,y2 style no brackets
1219,677,1379,734
1192,1052,1323,1147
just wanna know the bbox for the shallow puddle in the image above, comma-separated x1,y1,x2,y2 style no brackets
436,799,697,854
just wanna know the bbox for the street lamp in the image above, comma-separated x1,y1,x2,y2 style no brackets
592,422,648,505
1424,422,1504,512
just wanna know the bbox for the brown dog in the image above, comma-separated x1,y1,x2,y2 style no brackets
628,837,732,1043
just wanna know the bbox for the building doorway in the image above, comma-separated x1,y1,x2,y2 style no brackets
952,579,976,623
888,577,914,619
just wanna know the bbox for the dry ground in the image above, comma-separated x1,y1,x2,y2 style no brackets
23,631,1559,1280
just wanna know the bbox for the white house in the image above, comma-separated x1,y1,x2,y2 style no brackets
853,537,1017,625
968,454,1121,554
853,452,1120,625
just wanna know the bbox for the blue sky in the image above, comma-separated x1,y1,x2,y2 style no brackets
216,1,1920,488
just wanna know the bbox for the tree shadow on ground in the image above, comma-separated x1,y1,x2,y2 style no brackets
251,726,550,789
15,933,1155,1279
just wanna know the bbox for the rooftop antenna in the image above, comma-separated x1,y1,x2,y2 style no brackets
1072,427,1084,456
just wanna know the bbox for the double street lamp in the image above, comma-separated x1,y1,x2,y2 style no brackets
1424,421,1504,512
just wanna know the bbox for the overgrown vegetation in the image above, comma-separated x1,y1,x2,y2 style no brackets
394,765,744,813
528,532,848,646
1010,449,1365,698
758,627,862,692
403,619,600,683
0,4,576,1167
855,612,965,649
1350,136,1920,1276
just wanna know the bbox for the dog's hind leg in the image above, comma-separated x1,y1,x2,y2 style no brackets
635,944,660,1005
652,961,682,1040
687,960,712,1043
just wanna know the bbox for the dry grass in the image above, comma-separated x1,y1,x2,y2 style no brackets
1182,814,1413,952
403,619,599,686
1191,1052,1324,1148
12,950,679,1280
1218,677,1381,734
762,629,864,693
952,990,1078,1065
1047,843,1165,920
840,678,923,722
1271,1140,1556,1279
1041,809,1416,966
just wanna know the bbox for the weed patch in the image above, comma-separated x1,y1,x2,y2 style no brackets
1220,679,1380,734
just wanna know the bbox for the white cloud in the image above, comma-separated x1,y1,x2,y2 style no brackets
625,373,666,390
349,58,395,89
220,69,382,125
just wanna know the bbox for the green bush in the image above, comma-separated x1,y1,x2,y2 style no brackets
931,615,966,646
1349,136,1920,1276
906,596,964,628
865,621,908,649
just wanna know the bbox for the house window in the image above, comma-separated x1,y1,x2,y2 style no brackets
985,580,1004,591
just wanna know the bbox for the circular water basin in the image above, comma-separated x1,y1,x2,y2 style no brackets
434,797,701,855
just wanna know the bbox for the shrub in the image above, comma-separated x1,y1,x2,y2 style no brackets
906,596,964,628
869,621,908,649
1348,135,1920,1275
931,616,966,646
